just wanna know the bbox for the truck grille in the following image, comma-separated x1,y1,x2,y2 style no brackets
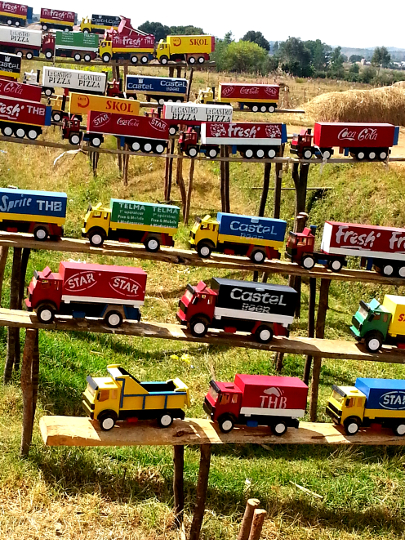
325,403,341,423
203,398,214,418
352,316,361,331
179,300,187,314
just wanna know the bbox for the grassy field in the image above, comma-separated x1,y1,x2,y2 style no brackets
0,63,405,539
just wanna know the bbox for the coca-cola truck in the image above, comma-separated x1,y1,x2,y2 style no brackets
99,17,155,64
0,1,33,27
0,26,42,59
177,278,297,343
199,83,280,113
0,94,51,139
179,122,287,159
162,102,233,136
0,77,41,101
25,261,147,327
290,122,399,161
204,374,308,435
40,8,77,31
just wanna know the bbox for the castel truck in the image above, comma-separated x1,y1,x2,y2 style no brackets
0,52,20,80
204,374,308,435
190,212,286,263
125,75,188,105
177,278,297,343
198,83,280,113
0,1,33,27
26,261,147,327
326,378,405,436
82,198,180,250
80,14,121,34
156,34,215,65
83,364,190,431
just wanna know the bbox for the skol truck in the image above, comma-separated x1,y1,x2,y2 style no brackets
39,8,77,31
177,277,297,343
42,67,108,97
99,17,155,64
0,187,67,240
25,261,147,327
0,52,20,80
350,294,405,352
0,26,42,59
198,83,280,113
156,34,215,65
0,94,51,139
0,1,33,27
83,364,190,431
42,31,99,62
204,374,308,435
326,378,405,436
0,77,41,101
162,102,233,135
125,75,188,105
82,198,180,250
190,212,286,263
80,14,121,34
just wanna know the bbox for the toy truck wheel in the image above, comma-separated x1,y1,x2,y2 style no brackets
393,423,405,436
244,148,254,159
188,56,196,65
169,126,177,136
379,150,388,160
105,311,123,328
368,151,376,160
320,148,332,159
37,304,55,324
52,111,62,122
197,241,213,258
207,147,218,159
26,52,33,60
268,104,276,113
344,416,360,435
154,143,165,154
15,21,20,27
398,266,405,278
2,126,13,137
186,146,198,158
98,410,117,431
7,19,12,25
130,55,138,64
302,255,315,270
271,421,287,436
382,264,394,276
15,127,25,138
102,53,111,63
255,148,265,158
158,413,173,428
303,148,313,159
69,133,81,145
27,129,39,140
44,88,53,97
42,24,48,30
33,226,48,240
198,56,205,64
251,105,259,113
88,228,106,247
190,317,209,337
356,151,365,160
250,249,266,263
130,140,141,151
365,331,383,353
83,29,89,34
143,142,153,152
140,56,149,64
84,54,92,63
218,414,234,433
16,51,23,57
74,53,81,62
160,55,169,65
329,259,343,272
90,135,102,147
144,236,160,252
255,325,274,344
267,148,276,158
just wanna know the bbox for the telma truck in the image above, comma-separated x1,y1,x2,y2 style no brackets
82,198,180,250
0,26,41,59
125,75,188,104
326,378,405,436
26,261,147,327
39,8,77,31
204,374,308,435
42,31,99,62
83,364,190,430
0,187,66,239
177,278,297,343
156,34,215,65
0,1,33,27
80,14,121,34
42,67,108,97
350,295,405,352
190,212,286,263
198,83,280,113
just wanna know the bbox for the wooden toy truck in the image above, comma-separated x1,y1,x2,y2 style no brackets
82,364,190,430
42,31,99,62
0,2,33,27
156,34,215,65
0,77,42,101
0,95,51,139
125,75,188,104
204,374,308,435
0,25,41,59
99,17,154,64
162,102,233,136
39,8,77,31
198,83,280,113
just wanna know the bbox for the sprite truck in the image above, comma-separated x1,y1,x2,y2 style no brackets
83,198,180,251
351,294,405,352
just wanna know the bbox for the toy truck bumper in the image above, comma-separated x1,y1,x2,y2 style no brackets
325,402,342,424
176,309,187,325
203,398,214,419
350,324,362,341
82,393,95,418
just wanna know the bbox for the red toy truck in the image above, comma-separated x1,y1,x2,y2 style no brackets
26,261,147,327
40,8,77,31
204,374,308,435
0,95,51,139
0,1,32,27
290,122,399,160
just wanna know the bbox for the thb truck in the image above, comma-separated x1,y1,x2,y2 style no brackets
39,8,77,31
350,295,405,352
177,277,297,343
190,212,286,263
204,374,308,435
26,261,147,327
82,198,180,250
0,1,33,27
156,34,215,65
198,83,280,113
326,378,405,436
83,364,190,431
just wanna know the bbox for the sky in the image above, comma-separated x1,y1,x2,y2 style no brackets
31,0,405,49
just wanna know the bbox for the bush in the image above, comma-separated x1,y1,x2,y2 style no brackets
223,40,268,73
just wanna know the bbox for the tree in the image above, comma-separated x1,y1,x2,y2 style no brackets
372,46,391,68
349,54,362,63
304,39,331,71
349,62,360,73
272,41,279,55
278,37,312,76
328,46,345,77
138,21,170,41
169,25,204,35
241,30,270,51
223,40,268,73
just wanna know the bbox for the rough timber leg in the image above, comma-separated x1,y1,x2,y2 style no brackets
20,328,39,457
248,509,267,540
0,246,9,307
164,138,175,202
173,445,185,527
303,277,317,385
15,247,31,370
184,159,195,226
4,247,22,383
237,498,260,540
189,444,212,540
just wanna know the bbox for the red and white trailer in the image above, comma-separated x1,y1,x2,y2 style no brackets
0,94,51,139
40,8,77,31
162,102,233,135
0,26,42,59
0,77,41,101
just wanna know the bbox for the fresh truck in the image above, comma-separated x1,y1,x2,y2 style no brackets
0,76,41,101
99,17,155,64
0,52,20,80
190,212,286,263
286,218,405,276
0,94,51,139
0,1,32,26
350,295,405,352
80,14,121,34
177,277,297,343
0,187,66,240
290,122,399,161
39,8,77,31
42,31,99,62
83,364,190,431
0,26,41,59
156,34,215,65
26,261,147,327
125,75,188,105
82,198,180,250
179,121,287,159
204,374,308,435
162,102,233,135
42,67,108,97
198,83,280,113
326,378,405,436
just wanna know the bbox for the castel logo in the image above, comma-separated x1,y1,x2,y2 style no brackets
172,37,182,47
264,87,278,97
221,86,234,97
92,113,110,128
65,271,97,292
109,276,140,297
379,390,405,410
259,387,287,409
150,117,168,132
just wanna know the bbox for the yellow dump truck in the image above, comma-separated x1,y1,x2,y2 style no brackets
82,364,190,430
156,35,215,65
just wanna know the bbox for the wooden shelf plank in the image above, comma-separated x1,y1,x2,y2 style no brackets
39,416,405,447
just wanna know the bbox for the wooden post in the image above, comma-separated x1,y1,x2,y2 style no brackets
176,66,182,78
122,145,130,186
220,146,230,213
247,509,267,540
0,246,9,307
176,148,187,220
164,138,175,202
20,328,38,457
173,445,185,527
292,162,310,218
237,499,261,540
15,247,31,370
169,67,174,77
303,277,317,385
186,68,194,101
189,444,212,540
273,144,285,219
258,162,271,217
184,159,195,225
117,137,123,173
4,247,22,383
92,151,99,177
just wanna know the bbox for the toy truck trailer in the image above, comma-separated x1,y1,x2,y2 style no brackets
40,8,77,31
0,187,67,239
0,1,32,27
80,14,121,34
25,261,147,327
0,52,20,80
83,364,190,430
99,17,155,64
162,102,233,135
198,83,280,113
180,121,287,159
82,198,180,250
204,374,308,434
326,378,405,436
42,67,108,97
290,122,399,161
42,31,99,62
0,26,41,59
190,212,286,263
350,295,405,352
0,77,41,101
125,75,188,105
156,34,215,65
0,94,51,139
177,277,297,343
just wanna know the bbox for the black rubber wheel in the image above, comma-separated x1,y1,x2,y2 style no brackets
105,311,123,328
218,414,235,433
98,410,118,431
37,304,56,324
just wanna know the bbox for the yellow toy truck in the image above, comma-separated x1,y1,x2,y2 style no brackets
156,35,215,65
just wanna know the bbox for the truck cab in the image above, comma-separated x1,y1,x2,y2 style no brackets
82,202,111,246
190,215,219,257
177,281,217,336
204,379,242,432
197,87,214,104
326,384,367,434
351,298,391,352
25,266,62,322
156,40,170,64
290,128,314,159
99,40,113,62
285,226,316,267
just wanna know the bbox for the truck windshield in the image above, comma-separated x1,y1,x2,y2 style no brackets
209,386,219,401
287,235,297,248
86,384,95,397
358,305,369,319
184,289,194,302
331,389,344,404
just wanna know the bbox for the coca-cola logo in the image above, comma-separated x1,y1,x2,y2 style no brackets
65,271,97,292
265,124,282,138
240,87,260,95
338,127,378,142
0,81,22,95
338,128,356,141
358,128,378,141
92,113,110,127
109,276,140,297
221,86,234,97
150,117,168,132
116,117,140,127
264,87,278,96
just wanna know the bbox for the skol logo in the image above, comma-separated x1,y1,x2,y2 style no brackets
77,95,90,108
65,271,97,292
172,37,182,47
110,276,140,297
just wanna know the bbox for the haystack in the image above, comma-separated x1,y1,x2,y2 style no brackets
305,86,405,125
